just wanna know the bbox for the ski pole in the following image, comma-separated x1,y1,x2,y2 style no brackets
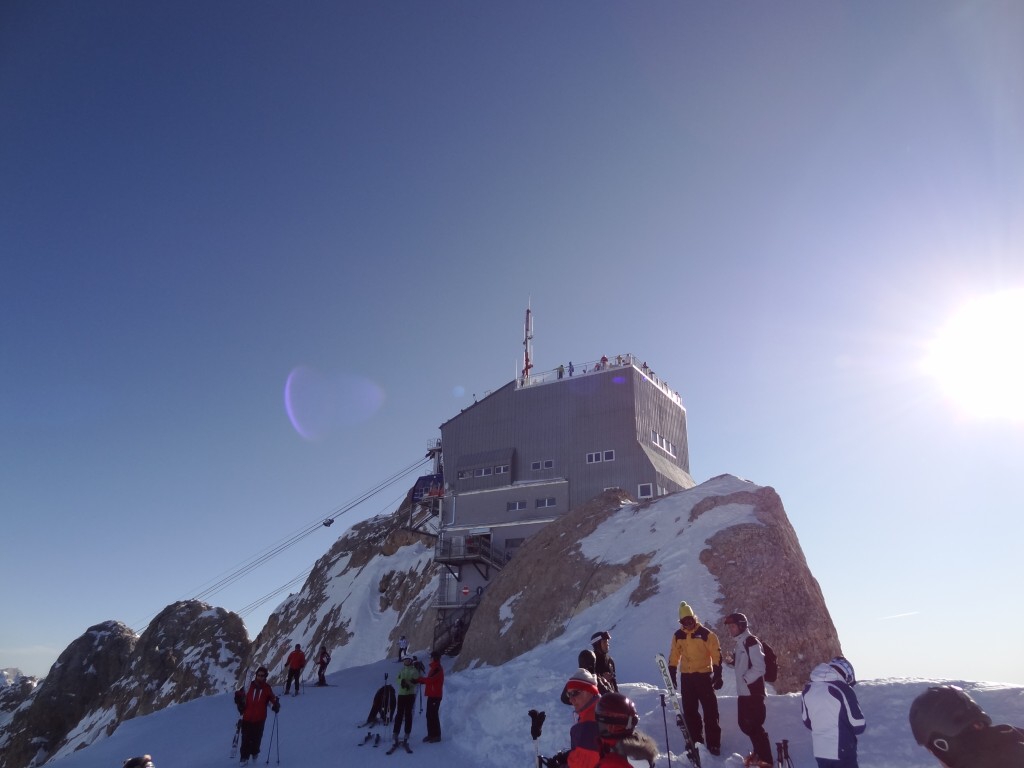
529,709,546,768
265,712,277,765
661,694,673,768
275,714,281,764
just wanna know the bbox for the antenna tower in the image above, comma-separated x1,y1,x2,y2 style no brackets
522,303,534,380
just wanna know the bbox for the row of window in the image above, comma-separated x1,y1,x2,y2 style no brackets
651,429,677,457
462,451,615,480
457,464,510,480
506,497,558,512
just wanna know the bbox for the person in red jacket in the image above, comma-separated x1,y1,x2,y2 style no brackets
284,644,306,695
233,667,280,766
416,651,445,743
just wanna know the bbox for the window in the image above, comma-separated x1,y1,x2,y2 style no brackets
603,450,615,462
495,464,509,475
457,470,469,480
651,430,676,458
531,460,553,471
586,452,602,464
638,483,653,499
535,497,557,508
507,500,526,512
473,466,493,477
531,461,541,471
588,450,615,463
544,459,553,469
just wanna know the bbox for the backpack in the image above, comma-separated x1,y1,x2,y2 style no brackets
744,635,778,684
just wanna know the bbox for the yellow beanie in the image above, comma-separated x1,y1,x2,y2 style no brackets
679,601,696,620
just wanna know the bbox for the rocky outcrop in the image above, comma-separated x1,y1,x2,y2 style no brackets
697,480,841,693
0,602,248,768
0,621,136,768
453,478,839,693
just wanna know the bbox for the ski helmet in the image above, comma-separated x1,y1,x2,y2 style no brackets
595,693,639,739
723,612,748,631
123,757,154,768
578,648,597,672
828,656,856,686
909,685,992,753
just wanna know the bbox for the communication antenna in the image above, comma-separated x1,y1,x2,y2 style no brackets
522,302,534,380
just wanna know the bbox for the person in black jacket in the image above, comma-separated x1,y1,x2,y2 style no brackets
910,685,1024,768
591,631,618,693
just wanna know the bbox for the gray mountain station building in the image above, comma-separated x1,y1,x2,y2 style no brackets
432,354,694,618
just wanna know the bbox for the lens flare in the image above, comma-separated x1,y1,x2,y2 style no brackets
284,366,385,441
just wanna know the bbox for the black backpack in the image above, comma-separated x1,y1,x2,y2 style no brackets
744,635,778,684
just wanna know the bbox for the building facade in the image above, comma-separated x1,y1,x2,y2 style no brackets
430,354,693,643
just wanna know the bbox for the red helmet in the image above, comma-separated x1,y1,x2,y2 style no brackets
595,693,639,739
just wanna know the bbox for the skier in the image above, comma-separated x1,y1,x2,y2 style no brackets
723,612,773,768
909,684,1024,768
233,667,280,766
591,631,618,693
123,757,155,768
416,651,445,742
398,634,409,661
668,601,723,756
559,668,602,768
284,643,306,695
315,645,331,687
800,656,865,768
593,693,659,768
391,655,419,747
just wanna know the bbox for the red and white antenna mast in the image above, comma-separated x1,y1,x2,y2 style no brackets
522,302,534,380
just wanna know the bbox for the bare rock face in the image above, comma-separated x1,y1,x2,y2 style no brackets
697,480,842,694
111,600,249,716
246,512,438,680
0,602,249,768
0,621,136,768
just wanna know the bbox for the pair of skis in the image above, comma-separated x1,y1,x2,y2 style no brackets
358,731,382,747
655,654,701,768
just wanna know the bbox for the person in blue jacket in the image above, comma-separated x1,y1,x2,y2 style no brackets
800,656,866,768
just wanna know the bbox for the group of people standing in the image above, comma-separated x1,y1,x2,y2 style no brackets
391,650,446,746
665,603,778,766
555,605,863,768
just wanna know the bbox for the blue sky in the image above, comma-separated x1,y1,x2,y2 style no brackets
2,1,1022,682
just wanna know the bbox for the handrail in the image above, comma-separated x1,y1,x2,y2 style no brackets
515,353,683,407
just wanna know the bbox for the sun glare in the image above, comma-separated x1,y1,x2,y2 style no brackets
923,288,1024,421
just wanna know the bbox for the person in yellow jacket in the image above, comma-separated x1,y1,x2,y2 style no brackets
668,601,723,756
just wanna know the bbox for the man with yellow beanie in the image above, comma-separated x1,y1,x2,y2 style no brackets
668,601,723,756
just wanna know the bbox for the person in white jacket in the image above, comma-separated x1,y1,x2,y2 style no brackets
800,657,866,768
724,612,773,768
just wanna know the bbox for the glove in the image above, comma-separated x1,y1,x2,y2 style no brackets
712,665,723,691
546,750,569,768
529,709,546,740
271,701,280,713
668,666,678,690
